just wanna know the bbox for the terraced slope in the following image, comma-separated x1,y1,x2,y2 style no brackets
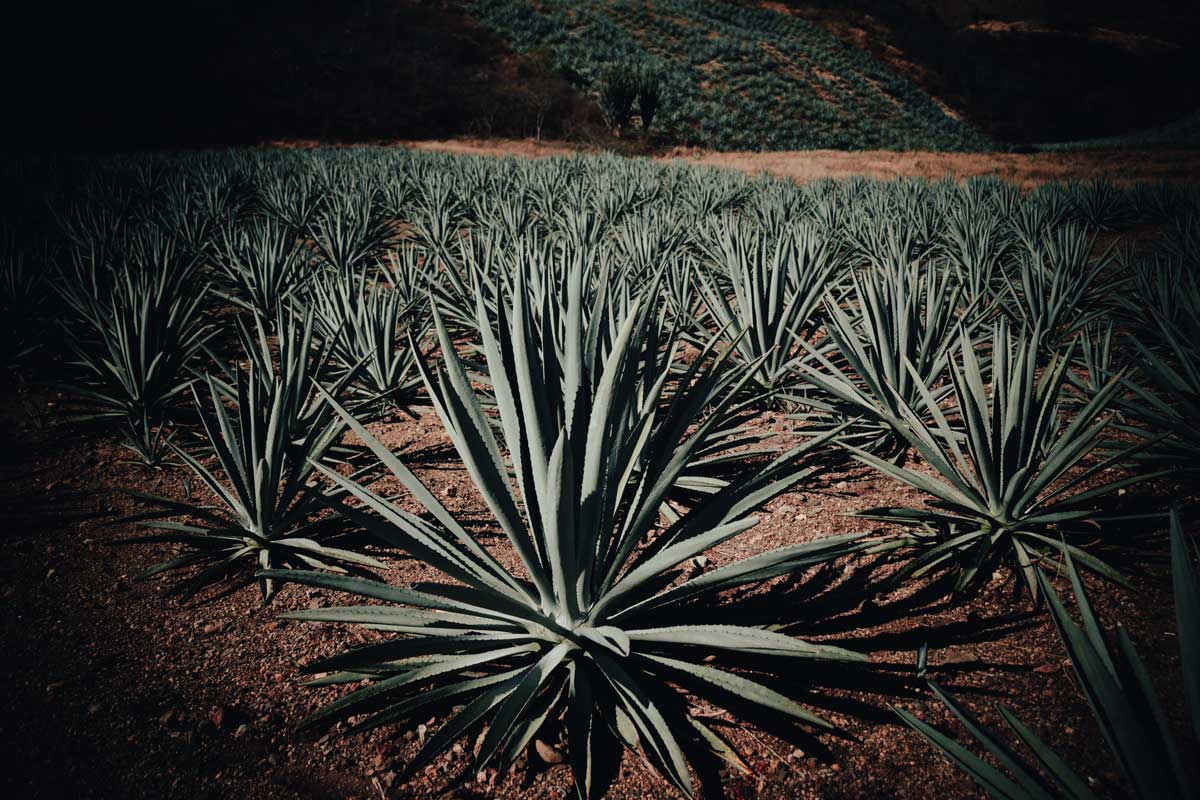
468,0,992,151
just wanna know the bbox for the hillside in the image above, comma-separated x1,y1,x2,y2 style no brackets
769,0,1200,146
2,1,594,150
467,0,991,150
4,0,1196,152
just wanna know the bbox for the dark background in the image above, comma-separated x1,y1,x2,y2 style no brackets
2,0,588,151
4,0,1199,151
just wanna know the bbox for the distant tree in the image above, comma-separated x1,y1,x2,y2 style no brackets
637,63,664,136
598,63,638,135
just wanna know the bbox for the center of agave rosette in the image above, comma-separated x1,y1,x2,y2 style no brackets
523,609,628,658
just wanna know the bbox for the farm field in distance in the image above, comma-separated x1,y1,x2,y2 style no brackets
2,2,1199,799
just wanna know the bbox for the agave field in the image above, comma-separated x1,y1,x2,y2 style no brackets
467,0,989,151
1,147,1198,799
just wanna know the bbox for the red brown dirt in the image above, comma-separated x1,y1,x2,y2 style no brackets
0,372,1188,799
283,137,1200,189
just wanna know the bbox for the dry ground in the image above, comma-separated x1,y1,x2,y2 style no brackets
2,140,1194,799
362,137,1200,188
0,374,1188,800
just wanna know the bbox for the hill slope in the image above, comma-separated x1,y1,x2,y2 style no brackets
467,0,991,150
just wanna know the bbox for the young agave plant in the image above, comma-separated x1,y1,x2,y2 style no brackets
129,312,383,601
792,264,981,459
59,254,212,465
258,171,324,232
851,320,1154,599
897,511,1198,799
308,189,393,274
1003,224,1114,355
941,203,1009,306
307,270,427,416
696,220,839,396
408,175,465,268
1122,323,1200,482
263,279,867,798
1,235,51,366
213,218,310,318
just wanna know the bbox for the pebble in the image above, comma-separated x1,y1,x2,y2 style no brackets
534,739,564,764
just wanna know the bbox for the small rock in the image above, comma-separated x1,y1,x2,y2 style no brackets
940,649,978,665
209,706,227,729
1033,663,1059,674
202,620,227,636
534,739,564,765
834,481,848,490
444,485,458,498
88,703,102,715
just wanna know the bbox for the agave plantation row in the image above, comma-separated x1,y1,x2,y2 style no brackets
3,148,1198,798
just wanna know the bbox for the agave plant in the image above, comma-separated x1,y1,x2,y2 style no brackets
262,275,867,798
213,218,310,318
1066,177,1133,231
307,270,427,416
128,312,383,601
1003,224,1114,355
58,240,212,464
0,234,51,366
792,263,982,459
1121,323,1200,482
308,188,393,273
408,175,465,268
941,202,1009,306
696,220,840,396
896,510,1198,799
1123,255,1200,337
258,171,324,232
851,320,1154,598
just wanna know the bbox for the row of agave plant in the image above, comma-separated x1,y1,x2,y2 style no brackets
2,147,1198,798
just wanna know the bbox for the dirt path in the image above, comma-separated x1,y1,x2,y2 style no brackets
356,137,1200,188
